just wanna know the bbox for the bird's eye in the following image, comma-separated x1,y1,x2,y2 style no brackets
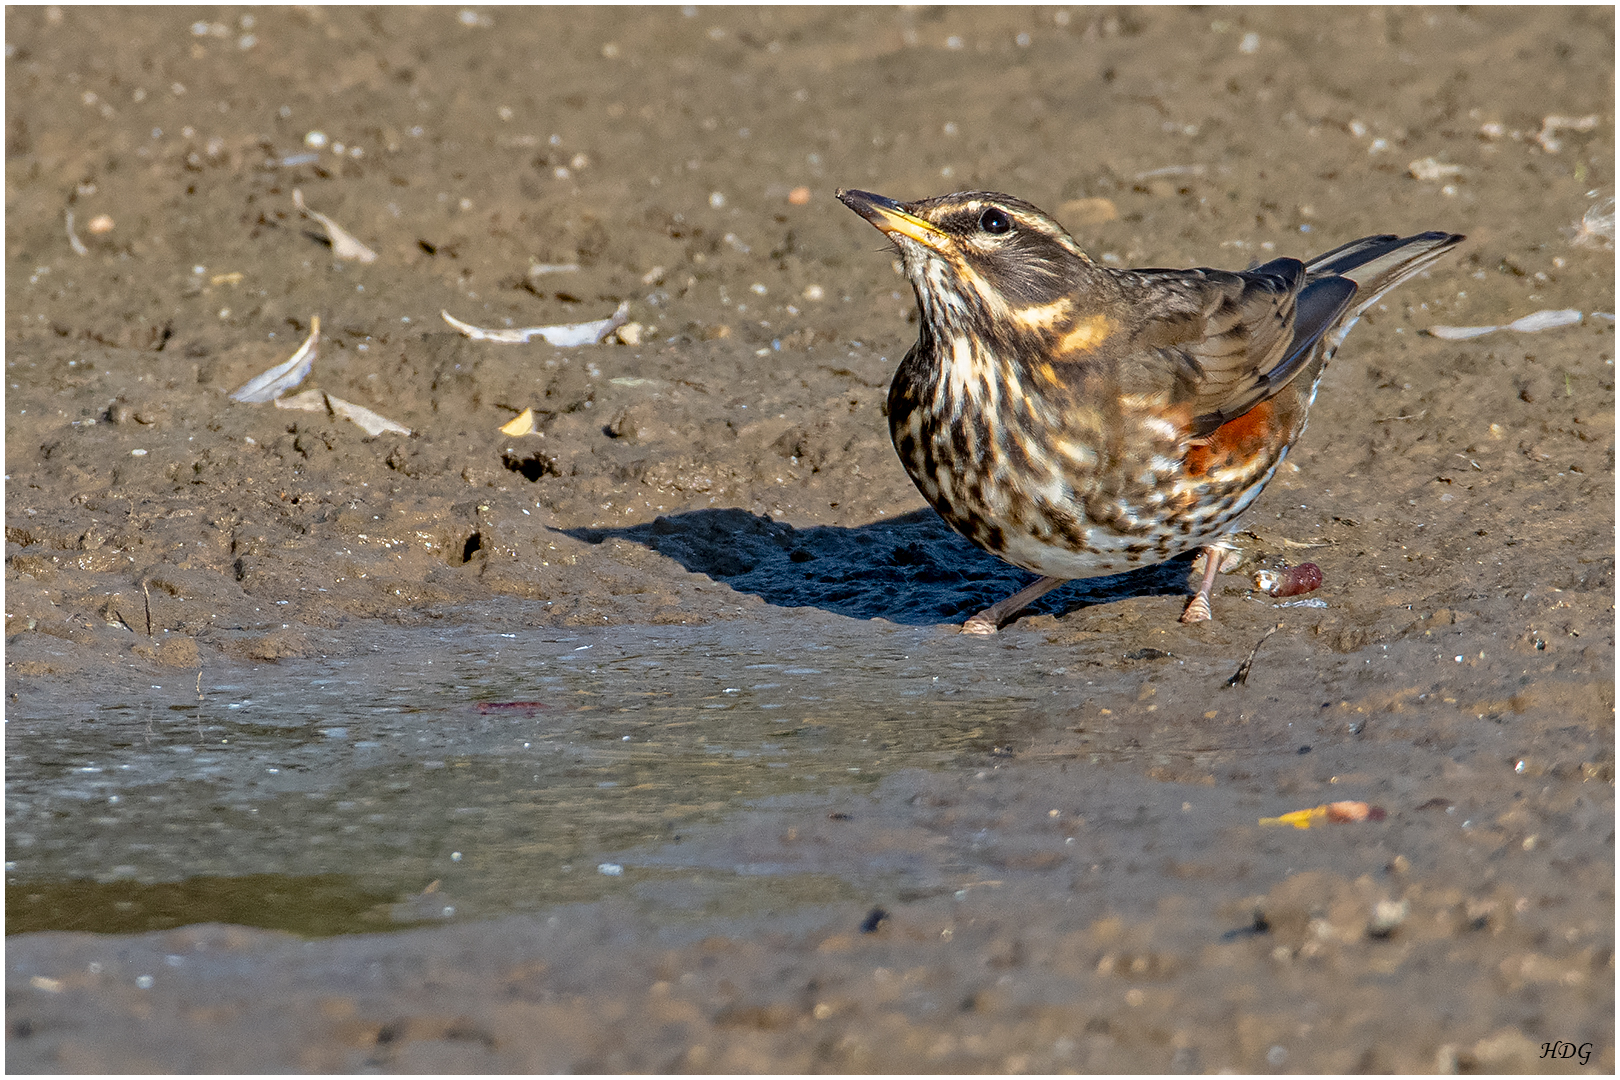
979,208,1013,235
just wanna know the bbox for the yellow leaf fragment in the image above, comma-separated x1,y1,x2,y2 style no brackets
1260,807,1326,829
500,407,541,436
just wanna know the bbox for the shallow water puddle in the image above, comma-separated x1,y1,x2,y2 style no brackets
7,618,1236,936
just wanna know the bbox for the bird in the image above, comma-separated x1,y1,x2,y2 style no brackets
836,187,1462,632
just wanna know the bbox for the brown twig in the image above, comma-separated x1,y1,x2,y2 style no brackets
1226,623,1282,687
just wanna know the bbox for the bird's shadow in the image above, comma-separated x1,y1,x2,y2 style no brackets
560,508,1194,627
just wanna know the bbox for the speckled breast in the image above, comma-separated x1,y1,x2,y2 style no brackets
886,340,1321,582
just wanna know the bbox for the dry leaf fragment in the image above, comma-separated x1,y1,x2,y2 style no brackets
65,210,89,256
1134,164,1205,180
230,317,319,402
441,300,630,346
272,388,327,412
1534,113,1599,154
272,387,410,436
1506,309,1585,332
292,188,378,263
1426,325,1502,341
1427,309,1584,340
1570,196,1615,249
1408,157,1464,182
328,395,410,436
500,407,542,436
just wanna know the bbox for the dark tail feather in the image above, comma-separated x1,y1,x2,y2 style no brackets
1309,231,1465,357
1310,231,1464,301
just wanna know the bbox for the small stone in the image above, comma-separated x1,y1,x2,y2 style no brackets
1368,898,1409,938
1058,197,1118,225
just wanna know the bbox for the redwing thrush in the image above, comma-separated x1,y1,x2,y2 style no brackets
837,188,1462,631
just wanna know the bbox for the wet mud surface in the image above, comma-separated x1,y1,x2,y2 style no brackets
5,6,1615,1072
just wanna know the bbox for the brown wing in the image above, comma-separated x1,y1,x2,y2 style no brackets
1189,234,1465,429
1116,258,1356,437
1103,232,1461,438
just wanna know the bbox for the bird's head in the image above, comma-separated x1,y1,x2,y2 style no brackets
837,189,1096,335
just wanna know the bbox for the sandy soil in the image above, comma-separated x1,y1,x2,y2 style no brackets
5,6,1614,1073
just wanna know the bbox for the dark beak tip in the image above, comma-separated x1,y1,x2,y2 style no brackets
837,188,900,216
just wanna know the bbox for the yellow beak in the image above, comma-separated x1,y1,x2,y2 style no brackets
837,188,950,252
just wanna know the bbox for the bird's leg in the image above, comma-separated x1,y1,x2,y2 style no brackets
961,576,1069,635
1180,546,1227,624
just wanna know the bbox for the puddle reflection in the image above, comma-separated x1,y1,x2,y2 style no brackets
9,620,1087,935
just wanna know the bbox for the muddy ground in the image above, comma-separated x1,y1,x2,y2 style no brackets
5,5,1615,1073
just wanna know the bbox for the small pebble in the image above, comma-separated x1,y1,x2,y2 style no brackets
788,185,812,205
1368,898,1409,938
